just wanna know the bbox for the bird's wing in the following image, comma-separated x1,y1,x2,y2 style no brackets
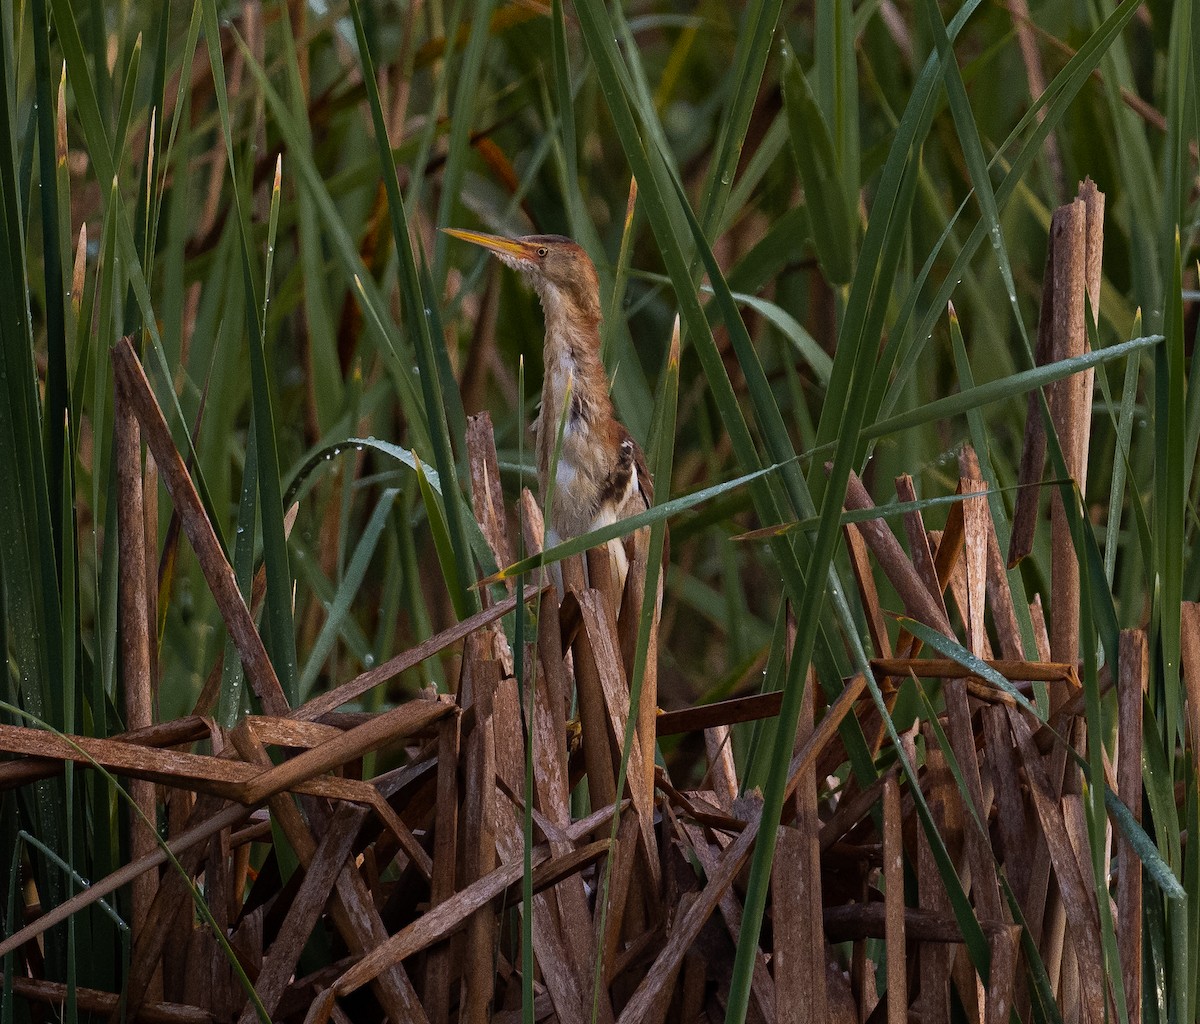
610,430,651,518
612,430,670,573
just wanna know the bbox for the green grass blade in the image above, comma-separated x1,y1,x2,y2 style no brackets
780,36,854,285
31,0,68,581
814,0,858,197
199,4,299,702
873,0,1144,424
1154,237,1185,754
696,0,783,238
432,0,499,283
415,455,468,624
0,9,68,967
298,488,399,701
346,0,480,617
866,333,1162,445
489,459,793,583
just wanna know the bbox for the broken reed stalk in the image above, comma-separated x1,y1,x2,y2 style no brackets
4,217,1166,1024
114,365,158,952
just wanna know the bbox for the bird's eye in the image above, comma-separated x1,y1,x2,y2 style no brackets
537,247,548,258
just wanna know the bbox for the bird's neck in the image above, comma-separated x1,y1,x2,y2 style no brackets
536,294,614,491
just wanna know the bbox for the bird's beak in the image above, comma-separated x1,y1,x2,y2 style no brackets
442,228,538,265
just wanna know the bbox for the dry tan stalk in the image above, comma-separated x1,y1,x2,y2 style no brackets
201,821,236,1018
230,726,429,1024
616,672,867,1024
598,812,643,986
869,658,1078,686
239,698,454,805
115,368,159,953
236,803,371,1024
111,336,290,717
840,469,955,638
981,706,1031,905
943,676,1004,927
929,505,966,619
8,976,214,1023
163,789,198,1002
678,955,707,1023
655,691,784,735
1117,629,1147,1024
295,582,549,722
851,937,878,1022
228,908,264,1003
567,590,618,813
882,774,907,1024
844,521,893,659
1043,201,1094,1008
0,719,439,859
144,448,160,703
1079,178,1105,480
424,715,461,1024
562,551,587,599
1007,706,1110,1019
958,446,1027,661
0,723,278,793
917,722,956,1024
302,988,339,1024
826,955,859,1024
652,777,747,834
520,492,591,971
1181,605,1200,779
459,645,500,1024
1047,199,1088,683
1062,793,1103,1023
577,590,660,895
326,840,609,1002
1029,595,1051,661
681,822,775,1022
961,477,992,659
244,716,345,747
615,502,660,820
534,589,573,823
1004,0,1063,194
940,520,974,651
823,904,1008,943
773,823,825,1024
113,793,238,1020
586,543,620,627
895,473,951,629
704,725,738,811
532,597,603,1010
0,715,212,790
777,663,823,1021
489,673,597,1024
467,412,517,681
467,410,515,575
818,764,899,852
521,478,585,972
986,923,1021,1024
1010,226,1057,567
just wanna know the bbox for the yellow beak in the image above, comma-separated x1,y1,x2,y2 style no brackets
441,227,538,265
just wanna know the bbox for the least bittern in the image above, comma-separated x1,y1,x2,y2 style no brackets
446,227,662,832
443,229,653,593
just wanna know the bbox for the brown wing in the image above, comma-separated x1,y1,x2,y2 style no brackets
611,429,669,578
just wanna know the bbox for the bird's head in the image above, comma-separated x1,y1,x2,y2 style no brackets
443,229,601,325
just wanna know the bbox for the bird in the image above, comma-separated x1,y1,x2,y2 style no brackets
442,229,653,596
446,227,663,862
